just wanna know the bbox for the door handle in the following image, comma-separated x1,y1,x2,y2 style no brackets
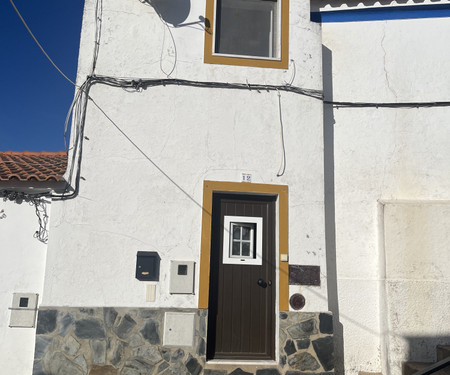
257,278,268,288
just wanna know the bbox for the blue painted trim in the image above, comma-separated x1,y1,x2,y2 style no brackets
311,3,450,23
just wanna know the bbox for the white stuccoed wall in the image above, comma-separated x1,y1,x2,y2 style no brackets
383,202,450,375
322,13,450,375
42,0,329,313
0,199,49,374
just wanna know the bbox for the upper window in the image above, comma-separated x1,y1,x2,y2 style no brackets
204,0,289,68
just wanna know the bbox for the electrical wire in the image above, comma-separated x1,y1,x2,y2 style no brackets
140,0,178,78
88,75,324,100
91,0,103,75
5,73,450,202
276,90,287,177
324,99,450,108
11,0,450,110
87,95,208,213
285,59,296,87
9,0,77,87
6,0,450,203
87,75,450,108
32,198,49,243
64,82,87,152
1,191,50,243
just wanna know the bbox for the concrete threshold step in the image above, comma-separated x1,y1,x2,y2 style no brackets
403,361,450,375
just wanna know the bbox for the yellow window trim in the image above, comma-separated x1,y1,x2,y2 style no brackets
204,0,290,69
198,180,289,311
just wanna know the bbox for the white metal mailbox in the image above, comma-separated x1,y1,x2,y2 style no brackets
169,261,195,294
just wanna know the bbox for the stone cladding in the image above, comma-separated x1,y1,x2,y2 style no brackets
33,308,333,375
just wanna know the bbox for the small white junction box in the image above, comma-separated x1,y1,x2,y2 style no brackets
169,261,195,294
9,293,39,328
163,312,195,347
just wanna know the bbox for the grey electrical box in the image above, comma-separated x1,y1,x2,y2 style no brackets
136,251,161,281
9,293,39,328
169,261,195,294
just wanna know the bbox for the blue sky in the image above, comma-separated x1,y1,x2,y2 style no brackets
0,0,85,152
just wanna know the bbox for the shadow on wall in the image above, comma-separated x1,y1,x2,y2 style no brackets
322,44,346,375
148,0,190,26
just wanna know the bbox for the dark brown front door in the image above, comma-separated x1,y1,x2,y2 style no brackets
206,193,276,360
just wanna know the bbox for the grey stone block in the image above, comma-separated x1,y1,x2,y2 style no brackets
280,312,288,320
157,361,170,373
287,319,318,339
33,360,46,375
114,314,137,339
73,355,88,373
312,336,334,371
197,337,206,357
160,348,171,362
284,339,296,356
62,335,81,356
104,308,118,328
34,336,52,359
74,319,105,339
111,341,125,367
288,352,320,371
133,345,163,364
279,328,287,344
59,313,74,337
185,355,202,375
140,320,160,344
48,352,84,375
280,355,286,367
296,339,310,350
199,316,206,337
129,333,144,347
160,362,189,375
36,310,57,334
90,339,106,364
122,358,155,375
319,313,333,334
170,348,185,362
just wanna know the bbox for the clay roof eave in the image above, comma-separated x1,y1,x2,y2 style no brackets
0,151,68,185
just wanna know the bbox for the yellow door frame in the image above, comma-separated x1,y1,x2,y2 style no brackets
198,180,289,311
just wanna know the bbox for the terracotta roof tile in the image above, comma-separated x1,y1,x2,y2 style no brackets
0,151,67,182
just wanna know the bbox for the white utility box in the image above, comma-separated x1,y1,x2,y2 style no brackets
9,293,39,328
169,261,195,294
163,312,195,347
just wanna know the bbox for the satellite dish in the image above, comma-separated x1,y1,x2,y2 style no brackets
150,0,190,26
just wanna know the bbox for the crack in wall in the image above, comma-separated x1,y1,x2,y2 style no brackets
381,22,398,100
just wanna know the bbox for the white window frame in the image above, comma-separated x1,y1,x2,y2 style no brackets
222,215,263,265
212,0,282,61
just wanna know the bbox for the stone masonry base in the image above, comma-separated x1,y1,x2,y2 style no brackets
33,307,334,375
